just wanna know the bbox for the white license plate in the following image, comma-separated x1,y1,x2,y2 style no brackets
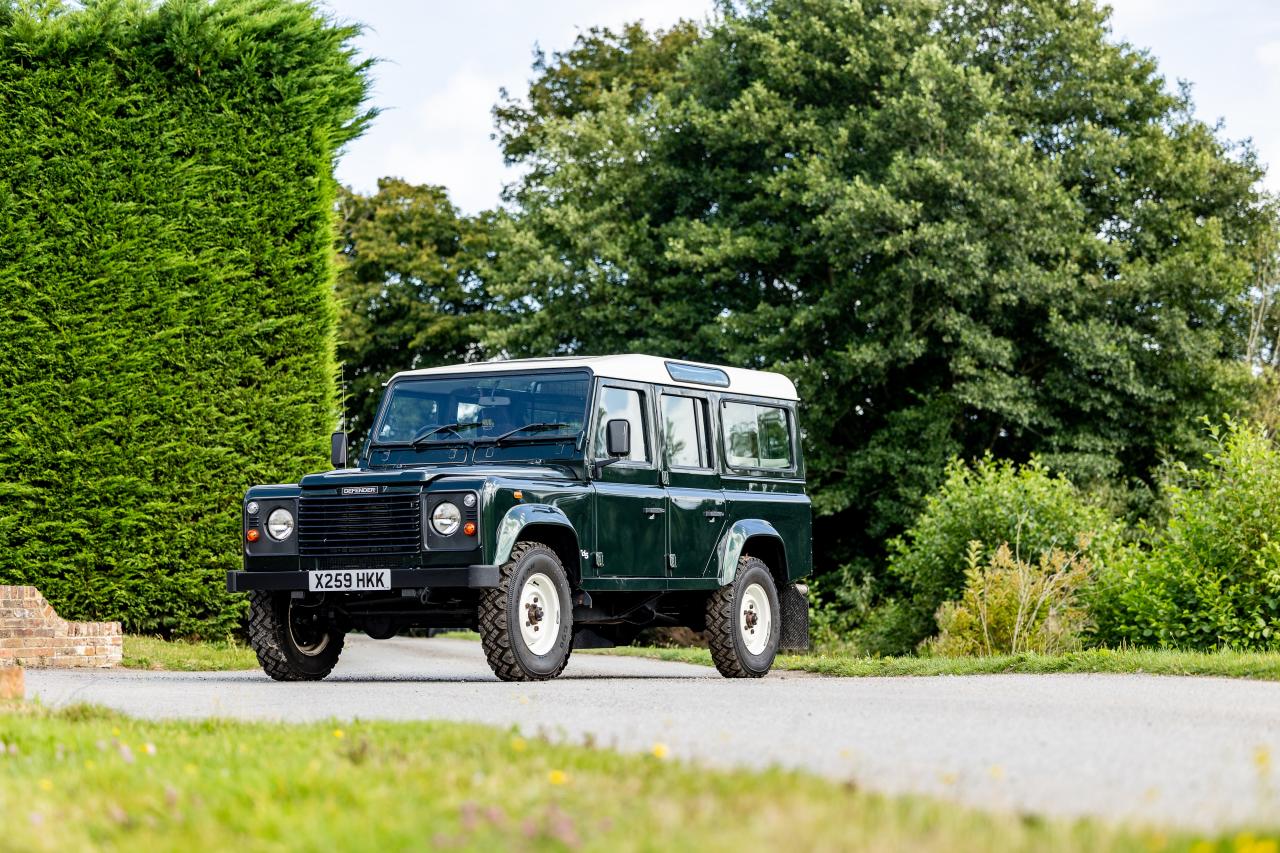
307,569,391,592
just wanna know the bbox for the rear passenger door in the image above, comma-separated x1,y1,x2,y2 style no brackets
659,391,726,579
590,381,668,578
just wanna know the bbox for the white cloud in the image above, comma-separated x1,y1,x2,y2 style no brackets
1257,39,1280,69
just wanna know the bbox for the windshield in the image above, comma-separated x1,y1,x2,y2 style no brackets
372,370,591,447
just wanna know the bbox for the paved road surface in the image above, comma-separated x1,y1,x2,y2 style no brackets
23,637,1280,830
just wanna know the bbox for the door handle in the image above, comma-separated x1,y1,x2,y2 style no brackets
703,510,725,519
643,507,666,515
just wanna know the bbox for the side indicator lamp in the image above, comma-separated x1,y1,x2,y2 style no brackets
246,528,260,543
463,522,477,537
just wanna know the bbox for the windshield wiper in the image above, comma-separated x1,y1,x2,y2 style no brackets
409,422,483,447
490,422,572,446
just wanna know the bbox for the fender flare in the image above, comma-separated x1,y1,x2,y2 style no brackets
714,519,786,586
493,504,578,566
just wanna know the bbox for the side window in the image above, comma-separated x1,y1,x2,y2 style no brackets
661,394,709,469
722,401,792,470
594,386,649,463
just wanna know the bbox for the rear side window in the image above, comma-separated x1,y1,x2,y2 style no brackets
722,402,792,470
661,394,710,469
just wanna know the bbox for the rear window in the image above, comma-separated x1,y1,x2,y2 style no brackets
721,402,792,470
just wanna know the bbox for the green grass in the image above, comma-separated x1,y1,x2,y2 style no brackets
122,636,258,672
0,701,1255,851
587,645,1280,680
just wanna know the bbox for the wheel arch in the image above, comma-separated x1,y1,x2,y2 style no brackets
493,504,582,584
715,519,789,588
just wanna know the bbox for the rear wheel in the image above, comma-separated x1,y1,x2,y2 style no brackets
478,541,573,681
247,591,345,681
706,556,780,678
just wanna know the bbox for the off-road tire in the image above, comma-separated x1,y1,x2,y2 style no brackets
706,556,781,678
479,541,574,681
247,591,344,681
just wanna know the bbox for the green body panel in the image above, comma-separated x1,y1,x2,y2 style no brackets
477,478,593,579
592,463,666,578
717,476,813,583
665,468,726,579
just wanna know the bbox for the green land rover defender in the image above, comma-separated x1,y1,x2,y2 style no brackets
228,355,812,681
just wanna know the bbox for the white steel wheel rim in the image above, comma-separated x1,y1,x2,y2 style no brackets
740,583,772,656
518,572,561,656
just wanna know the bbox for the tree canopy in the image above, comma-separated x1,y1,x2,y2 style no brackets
335,179,491,442
487,0,1278,577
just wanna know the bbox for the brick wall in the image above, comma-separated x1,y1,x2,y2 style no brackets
0,586,122,668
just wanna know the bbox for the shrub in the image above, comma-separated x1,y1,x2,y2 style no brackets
1098,419,1280,650
861,456,1119,655
928,541,1092,657
0,1,370,635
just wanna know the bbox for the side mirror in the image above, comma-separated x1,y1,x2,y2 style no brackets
605,419,631,458
592,419,631,479
330,431,348,469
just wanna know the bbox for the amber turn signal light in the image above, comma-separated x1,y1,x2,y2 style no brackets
463,521,477,537
246,528,260,543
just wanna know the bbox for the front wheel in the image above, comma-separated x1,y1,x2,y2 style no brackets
478,541,573,681
247,591,345,681
706,556,780,678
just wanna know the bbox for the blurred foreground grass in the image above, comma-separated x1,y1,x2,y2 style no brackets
0,701,1252,851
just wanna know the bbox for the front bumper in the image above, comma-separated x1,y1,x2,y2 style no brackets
226,565,500,592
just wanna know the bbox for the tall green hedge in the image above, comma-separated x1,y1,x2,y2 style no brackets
0,0,370,636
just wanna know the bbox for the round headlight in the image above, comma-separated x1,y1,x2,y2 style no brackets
266,508,295,541
246,501,260,516
431,501,461,536
463,493,477,508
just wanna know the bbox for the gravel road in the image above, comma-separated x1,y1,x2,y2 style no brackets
22,636,1280,831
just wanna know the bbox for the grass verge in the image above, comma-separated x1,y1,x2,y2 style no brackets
122,636,258,672
0,701,1254,851
587,646,1280,681
121,633,1280,682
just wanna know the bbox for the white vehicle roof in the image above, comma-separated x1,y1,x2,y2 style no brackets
389,354,799,401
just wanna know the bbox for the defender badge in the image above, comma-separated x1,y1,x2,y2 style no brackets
341,486,378,495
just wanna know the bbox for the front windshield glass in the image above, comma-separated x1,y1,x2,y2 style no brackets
372,370,591,446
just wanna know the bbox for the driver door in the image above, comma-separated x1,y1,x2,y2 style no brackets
590,381,668,578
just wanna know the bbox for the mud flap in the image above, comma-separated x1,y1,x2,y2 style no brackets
778,582,811,652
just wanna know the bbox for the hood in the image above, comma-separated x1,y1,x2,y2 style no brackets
299,464,576,489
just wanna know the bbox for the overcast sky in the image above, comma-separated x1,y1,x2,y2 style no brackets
321,1,1280,214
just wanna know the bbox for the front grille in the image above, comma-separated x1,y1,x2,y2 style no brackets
298,493,422,556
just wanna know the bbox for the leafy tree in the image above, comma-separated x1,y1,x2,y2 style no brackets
490,0,1278,590
335,179,491,443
